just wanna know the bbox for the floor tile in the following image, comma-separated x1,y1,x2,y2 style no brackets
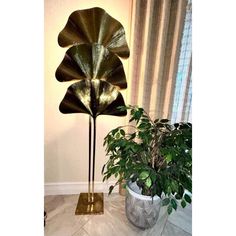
44,195,90,236
72,228,89,236
161,222,191,236
167,203,192,234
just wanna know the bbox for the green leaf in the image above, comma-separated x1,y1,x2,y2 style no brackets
171,199,177,210
181,199,187,208
115,132,120,139
184,194,192,203
131,144,139,153
162,198,170,206
167,185,172,194
129,133,136,140
101,164,106,174
165,153,172,163
179,174,192,192
174,123,179,128
179,123,190,129
178,185,184,198
103,139,106,146
129,117,135,122
120,129,125,136
138,123,147,129
170,180,178,193
150,173,157,182
155,123,164,128
141,118,150,124
108,185,114,195
111,128,118,135
160,119,169,123
138,108,144,113
139,171,149,180
167,204,173,214
156,182,162,197
145,177,152,188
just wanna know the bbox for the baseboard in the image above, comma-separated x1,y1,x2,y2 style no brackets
44,181,118,195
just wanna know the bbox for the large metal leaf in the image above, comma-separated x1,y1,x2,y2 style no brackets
59,79,127,117
58,7,130,59
56,43,127,89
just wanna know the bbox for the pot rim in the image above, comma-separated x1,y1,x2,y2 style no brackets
126,181,160,201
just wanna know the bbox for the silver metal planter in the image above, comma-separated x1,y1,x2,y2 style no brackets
125,181,161,229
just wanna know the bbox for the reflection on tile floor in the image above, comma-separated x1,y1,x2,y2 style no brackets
44,194,191,236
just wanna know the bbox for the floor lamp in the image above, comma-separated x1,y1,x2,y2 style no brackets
55,8,130,215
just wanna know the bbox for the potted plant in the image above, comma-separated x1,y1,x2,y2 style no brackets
102,105,192,229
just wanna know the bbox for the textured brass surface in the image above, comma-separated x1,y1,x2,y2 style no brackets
58,7,130,58
56,43,127,89
75,192,104,215
59,79,127,117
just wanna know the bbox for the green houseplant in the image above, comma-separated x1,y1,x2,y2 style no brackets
102,105,192,228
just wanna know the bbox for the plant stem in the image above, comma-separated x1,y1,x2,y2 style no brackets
151,126,159,168
143,110,155,126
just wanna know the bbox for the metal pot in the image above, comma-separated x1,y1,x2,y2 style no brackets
125,181,161,229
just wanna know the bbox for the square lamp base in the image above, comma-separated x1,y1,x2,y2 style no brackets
75,192,104,215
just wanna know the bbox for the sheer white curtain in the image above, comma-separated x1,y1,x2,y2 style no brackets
171,1,192,123
126,0,192,122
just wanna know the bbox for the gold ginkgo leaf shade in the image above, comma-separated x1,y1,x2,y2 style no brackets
58,7,130,59
59,79,127,118
55,43,127,89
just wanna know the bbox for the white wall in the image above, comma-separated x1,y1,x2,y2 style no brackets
44,0,132,186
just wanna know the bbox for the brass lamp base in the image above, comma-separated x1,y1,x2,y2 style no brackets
75,192,104,215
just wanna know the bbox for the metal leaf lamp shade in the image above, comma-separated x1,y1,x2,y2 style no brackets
56,43,127,89
56,7,129,215
59,79,127,118
58,7,130,59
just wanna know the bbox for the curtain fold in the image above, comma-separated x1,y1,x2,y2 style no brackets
127,0,191,121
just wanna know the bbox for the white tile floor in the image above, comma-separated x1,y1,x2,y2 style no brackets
44,194,191,236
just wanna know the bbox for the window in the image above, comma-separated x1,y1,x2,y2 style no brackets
171,0,192,123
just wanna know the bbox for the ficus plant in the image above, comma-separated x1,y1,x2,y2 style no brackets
102,105,192,214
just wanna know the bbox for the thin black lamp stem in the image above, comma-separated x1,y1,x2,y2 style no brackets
88,116,92,202
91,117,96,202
